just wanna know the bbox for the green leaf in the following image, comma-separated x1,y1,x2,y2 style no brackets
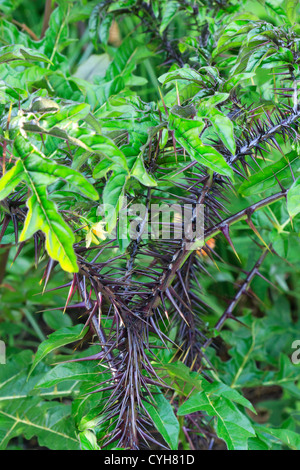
163,362,202,395
131,155,157,187
160,1,179,35
224,73,255,91
202,382,256,414
0,159,24,199
287,177,300,218
103,171,128,232
257,425,300,450
159,67,204,86
99,14,114,45
0,399,79,450
87,135,128,174
43,310,73,331
0,134,99,272
169,114,233,177
0,45,51,65
36,362,98,388
239,152,299,196
143,391,179,450
178,387,256,449
207,108,236,155
79,429,100,450
246,46,277,72
28,325,88,378
20,190,79,273
285,0,298,24
0,351,79,450
93,158,114,179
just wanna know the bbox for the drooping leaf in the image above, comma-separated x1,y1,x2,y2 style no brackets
28,324,88,377
169,113,233,177
0,134,99,272
143,390,179,450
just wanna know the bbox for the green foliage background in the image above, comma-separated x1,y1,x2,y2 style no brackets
0,0,299,451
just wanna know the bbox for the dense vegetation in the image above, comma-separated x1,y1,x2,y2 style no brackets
0,0,299,451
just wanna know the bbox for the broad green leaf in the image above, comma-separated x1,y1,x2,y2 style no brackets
202,381,256,413
43,310,73,331
105,37,151,81
30,97,60,113
0,399,79,450
0,159,24,198
163,361,202,395
213,397,256,450
20,190,79,273
85,135,128,173
224,72,255,91
40,102,91,127
246,46,277,72
178,391,255,450
36,362,99,388
99,14,114,45
198,92,229,108
143,391,179,450
28,324,88,378
93,158,114,179
0,351,79,450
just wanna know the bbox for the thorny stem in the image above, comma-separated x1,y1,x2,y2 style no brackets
201,247,270,351
146,189,287,313
78,279,117,377
230,109,300,164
